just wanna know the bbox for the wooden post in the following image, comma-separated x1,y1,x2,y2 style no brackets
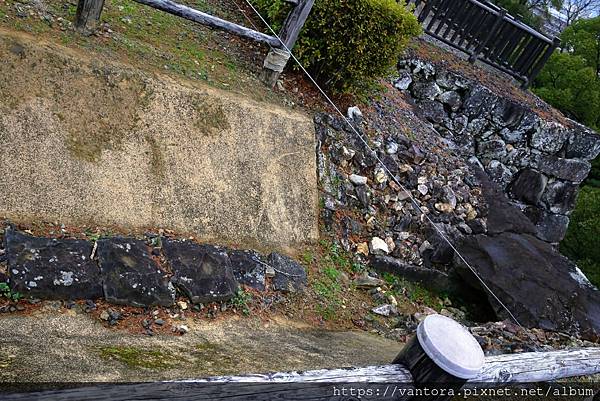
521,36,560,89
131,0,280,47
260,0,315,88
469,8,507,63
393,314,485,401
75,0,105,34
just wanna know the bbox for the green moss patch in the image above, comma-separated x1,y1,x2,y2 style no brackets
97,346,177,370
191,95,230,135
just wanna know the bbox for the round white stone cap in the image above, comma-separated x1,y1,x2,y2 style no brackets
416,314,484,379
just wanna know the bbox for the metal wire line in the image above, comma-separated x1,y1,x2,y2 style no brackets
234,0,523,328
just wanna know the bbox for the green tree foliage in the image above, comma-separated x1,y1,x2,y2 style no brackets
588,157,600,187
533,16,600,130
252,0,421,92
538,21,600,286
560,186,600,287
561,17,600,76
534,52,600,128
534,16,600,287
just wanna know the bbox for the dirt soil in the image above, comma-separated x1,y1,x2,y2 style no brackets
0,306,401,382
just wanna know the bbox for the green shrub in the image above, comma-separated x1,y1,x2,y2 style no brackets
533,52,600,130
252,0,421,92
561,186,600,288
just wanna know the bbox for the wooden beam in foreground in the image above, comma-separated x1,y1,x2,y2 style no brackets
131,0,281,47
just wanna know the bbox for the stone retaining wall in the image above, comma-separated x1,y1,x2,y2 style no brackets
395,59,600,243
1,227,306,306
0,31,318,249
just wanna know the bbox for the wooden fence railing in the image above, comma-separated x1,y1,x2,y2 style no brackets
74,0,314,87
407,0,560,88
2,315,599,400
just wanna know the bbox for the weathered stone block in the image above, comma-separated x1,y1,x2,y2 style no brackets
439,91,462,112
499,128,525,144
542,181,579,215
477,139,507,160
530,122,569,154
228,249,266,291
411,82,441,100
537,155,591,183
436,70,470,90
565,126,600,161
465,118,488,137
393,72,412,91
5,228,102,300
486,160,513,187
164,240,238,304
409,59,435,79
491,98,526,128
524,206,569,243
463,85,497,118
509,169,547,204
267,253,306,293
419,100,448,125
98,238,175,307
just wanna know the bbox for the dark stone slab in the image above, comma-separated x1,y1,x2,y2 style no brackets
355,185,370,208
267,253,306,293
470,164,537,235
509,169,547,204
97,238,175,307
537,155,591,183
565,125,600,161
455,232,600,339
542,181,579,215
228,249,266,291
371,255,461,294
5,228,102,300
164,240,238,304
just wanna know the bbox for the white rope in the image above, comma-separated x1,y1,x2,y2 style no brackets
237,0,523,328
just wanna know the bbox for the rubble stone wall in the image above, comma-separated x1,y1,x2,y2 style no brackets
395,59,600,243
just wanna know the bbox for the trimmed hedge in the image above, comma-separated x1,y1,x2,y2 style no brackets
253,0,421,92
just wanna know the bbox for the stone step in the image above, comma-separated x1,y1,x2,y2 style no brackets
2,227,307,307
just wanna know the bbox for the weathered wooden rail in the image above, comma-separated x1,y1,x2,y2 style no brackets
407,0,560,88
2,315,599,400
74,0,314,86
